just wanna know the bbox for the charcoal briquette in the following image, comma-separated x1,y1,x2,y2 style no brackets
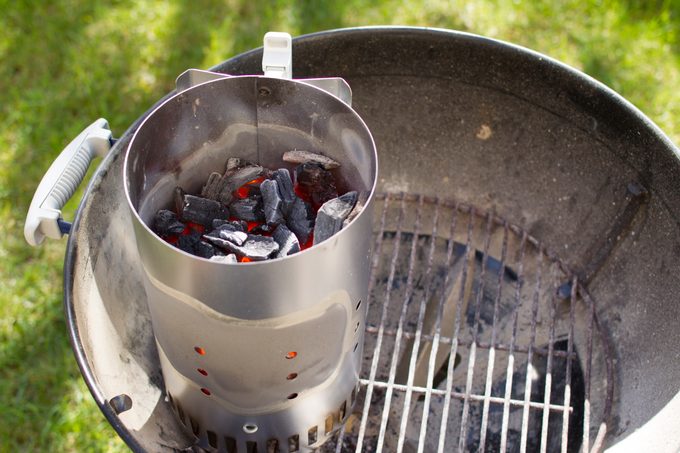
195,241,216,259
286,196,314,244
182,194,229,227
272,168,295,213
177,230,202,254
205,223,248,246
273,224,300,257
313,191,358,245
153,209,186,235
229,196,264,223
283,150,340,170
210,253,237,263
218,165,263,205
295,162,338,206
174,186,186,215
206,234,279,261
260,179,284,225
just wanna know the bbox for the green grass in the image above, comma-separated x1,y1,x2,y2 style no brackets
1,0,678,451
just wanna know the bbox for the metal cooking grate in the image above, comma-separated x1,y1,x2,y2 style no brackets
320,193,613,453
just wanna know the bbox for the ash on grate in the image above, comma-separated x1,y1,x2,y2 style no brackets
151,151,363,262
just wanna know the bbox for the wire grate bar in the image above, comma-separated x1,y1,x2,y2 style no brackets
363,326,578,359
479,221,509,450
358,379,572,413
355,193,406,453
375,195,424,452
458,213,494,451
436,211,475,453
540,263,559,453
520,245,543,453
395,198,442,453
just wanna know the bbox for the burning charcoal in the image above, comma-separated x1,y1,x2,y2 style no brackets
174,186,186,215
295,162,338,207
195,241,216,259
182,194,229,227
177,230,202,254
153,209,186,235
207,234,279,261
250,223,275,235
286,197,314,244
201,172,224,199
212,218,247,232
225,157,242,171
210,253,237,263
313,191,358,245
205,223,248,246
343,191,368,228
283,150,341,170
260,179,284,225
273,224,300,257
272,168,295,213
218,165,263,205
229,196,264,223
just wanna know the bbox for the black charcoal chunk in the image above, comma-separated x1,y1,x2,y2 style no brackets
260,179,284,225
272,168,295,213
177,230,202,254
212,218,246,232
205,223,248,246
283,150,340,169
286,197,314,244
342,191,368,228
249,223,275,235
210,253,237,263
313,191,358,245
229,196,264,223
174,186,186,215
273,224,300,257
218,165,263,205
201,172,224,199
195,241,216,259
153,209,186,235
295,163,338,206
182,194,229,227
207,234,279,261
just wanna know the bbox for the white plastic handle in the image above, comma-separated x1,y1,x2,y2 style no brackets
262,32,292,79
24,118,112,246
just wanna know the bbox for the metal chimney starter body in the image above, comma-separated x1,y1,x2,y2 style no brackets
123,66,377,450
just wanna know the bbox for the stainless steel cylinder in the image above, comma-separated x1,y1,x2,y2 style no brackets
123,76,377,452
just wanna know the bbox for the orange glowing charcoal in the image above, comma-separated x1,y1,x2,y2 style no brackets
246,221,260,232
247,176,266,185
235,185,250,199
241,257,253,263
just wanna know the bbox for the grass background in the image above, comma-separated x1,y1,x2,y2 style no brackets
1,0,678,451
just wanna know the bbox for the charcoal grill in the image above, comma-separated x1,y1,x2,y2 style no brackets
25,27,680,452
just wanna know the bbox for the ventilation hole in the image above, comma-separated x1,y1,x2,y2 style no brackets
190,417,200,435
109,394,133,415
287,393,298,400
267,438,279,453
353,342,359,352
307,426,318,445
176,403,186,424
201,388,211,396
354,322,360,333
286,372,298,380
338,400,347,421
197,368,208,376
194,346,206,355
288,434,299,452
243,423,258,434
247,440,258,453
285,351,297,359
207,430,218,448
225,436,237,453
324,414,334,435
355,299,362,310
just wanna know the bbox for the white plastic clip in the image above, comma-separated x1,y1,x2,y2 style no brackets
262,32,292,79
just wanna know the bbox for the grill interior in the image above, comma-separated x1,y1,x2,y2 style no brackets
319,193,611,453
